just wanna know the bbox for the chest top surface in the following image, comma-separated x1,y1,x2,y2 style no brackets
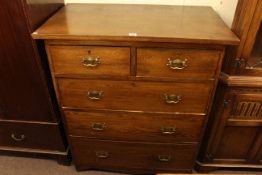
32,4,239,45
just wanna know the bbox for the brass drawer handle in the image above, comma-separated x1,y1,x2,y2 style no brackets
91,122,106,131
164,94,181,104
158,155,172,162
161,127,176,135
96,151,109,159
81,56,100,67
11,134,26,142
88,91,103,100
167,58,187,70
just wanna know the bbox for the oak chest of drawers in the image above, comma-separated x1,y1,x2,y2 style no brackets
33,4,239,173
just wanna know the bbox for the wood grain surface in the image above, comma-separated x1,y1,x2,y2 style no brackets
58,79,212,114
34,3,240,172
137,48,221,79
64,110,205,143
70,137,197,172
48,45,130,76
32,4,239,45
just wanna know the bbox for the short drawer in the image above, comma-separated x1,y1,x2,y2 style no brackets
58,79,212,114
47,46,130,76
64,111,205,142
137,48,221,79
0,121,66,151
70,137,197,172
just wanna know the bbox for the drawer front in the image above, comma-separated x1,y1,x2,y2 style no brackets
70,137,197,172
58,79,212,113
137,48,221,79
0,121,66,151
48,46,130,76
64,111,205,142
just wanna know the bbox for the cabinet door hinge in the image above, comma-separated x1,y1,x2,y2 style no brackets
223,99,230,108
205,153,213,161
234,58,246,68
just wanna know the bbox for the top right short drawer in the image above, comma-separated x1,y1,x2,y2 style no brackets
137,48,221,80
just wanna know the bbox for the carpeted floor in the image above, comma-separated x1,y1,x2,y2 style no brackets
0,155,261,175
0,155,125,175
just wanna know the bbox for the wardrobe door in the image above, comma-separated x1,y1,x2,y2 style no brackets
0,0,61,122
25,0,65,30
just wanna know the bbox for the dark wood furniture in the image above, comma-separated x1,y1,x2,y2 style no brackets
33,4,239,173
158,174,253,175
197,0,262,172
0,0,68,164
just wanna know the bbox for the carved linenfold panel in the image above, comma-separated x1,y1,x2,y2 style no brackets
232,101,262,119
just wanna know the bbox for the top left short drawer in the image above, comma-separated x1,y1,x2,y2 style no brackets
47,46,131,77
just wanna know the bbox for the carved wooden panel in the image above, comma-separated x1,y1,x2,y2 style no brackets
232,101,262,119
229,90,262,120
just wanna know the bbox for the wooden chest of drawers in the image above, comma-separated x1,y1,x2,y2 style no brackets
33,4,239,173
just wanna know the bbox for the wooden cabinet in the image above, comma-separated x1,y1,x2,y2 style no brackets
223,0,262,76
0,0,68,164
197,0,262,172
33,4,238,173
201,88,262,163
238,0,262,76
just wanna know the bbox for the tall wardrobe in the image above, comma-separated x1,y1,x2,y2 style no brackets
0,0,68,163
197,0,262,172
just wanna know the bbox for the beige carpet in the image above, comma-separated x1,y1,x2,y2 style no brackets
0,155,261,175
0,155,126,175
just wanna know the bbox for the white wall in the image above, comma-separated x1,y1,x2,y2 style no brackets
216,0,238,27
65,0,238,27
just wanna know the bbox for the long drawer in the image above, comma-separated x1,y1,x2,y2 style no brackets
48,46,130,76
70,137,198,172
137,48,221,79
64,111,205,142
0,121,66,151
58,79,212,114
